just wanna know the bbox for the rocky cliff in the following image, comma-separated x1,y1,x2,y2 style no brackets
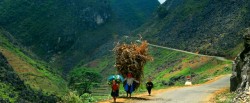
230,28,250,102
135,0,249,58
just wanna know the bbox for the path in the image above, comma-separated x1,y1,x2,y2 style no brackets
136,40,229,61
99,75,230,103
132,75,230,103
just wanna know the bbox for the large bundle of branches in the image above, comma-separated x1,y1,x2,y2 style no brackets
114,41,153,89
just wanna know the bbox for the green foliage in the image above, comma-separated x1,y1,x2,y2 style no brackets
0,82,18,103
157,5,168,18
0,52,60,102
214,89,236,103
61,92,95,103
0,31,68,96
0,0,159,73
69,67,102,95
61,91,83,103
138,0,248,58
80,93,95,103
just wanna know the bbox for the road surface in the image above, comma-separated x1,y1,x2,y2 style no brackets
136,40,230,61
132,75,230,103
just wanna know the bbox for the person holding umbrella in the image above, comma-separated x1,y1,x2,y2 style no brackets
111,80,119,103
108,74,124,102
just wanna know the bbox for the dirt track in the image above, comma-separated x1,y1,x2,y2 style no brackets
99,75,230,103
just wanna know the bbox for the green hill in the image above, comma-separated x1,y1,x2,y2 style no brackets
0,52,59,102
0,0,159,74
0,29,68,100
0,0,245,102
72,41,232,99
134,0,248,58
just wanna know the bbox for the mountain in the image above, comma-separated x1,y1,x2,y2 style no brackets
231,29,250,102
0,0,160,73
0,30,67,102
0,0,244,101
135,0,249,58
0,52,59,102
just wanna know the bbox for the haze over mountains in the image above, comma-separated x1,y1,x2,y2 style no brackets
0,0,159,73
0,0,248,102
135,0,249,58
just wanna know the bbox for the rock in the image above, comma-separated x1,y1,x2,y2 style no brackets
231,28,250,102
185,81,192,86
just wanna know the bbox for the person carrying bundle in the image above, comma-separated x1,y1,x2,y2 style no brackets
124,72,139,97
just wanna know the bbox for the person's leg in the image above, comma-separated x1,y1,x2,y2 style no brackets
128,85,131,97
147,88,150,95
149,88,152,95
114,97,116,103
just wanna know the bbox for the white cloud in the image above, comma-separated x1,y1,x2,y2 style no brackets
158,0,166,4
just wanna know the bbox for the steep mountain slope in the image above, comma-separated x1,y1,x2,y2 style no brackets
135,0,249,58
110,0,159,32
0,52,59,102
69,40,232,100
74,41,232,99
0,29,68,97
0,0,159,73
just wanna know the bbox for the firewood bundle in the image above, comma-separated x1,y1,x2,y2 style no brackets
113,41,153,89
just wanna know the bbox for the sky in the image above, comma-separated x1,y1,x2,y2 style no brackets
158,0,166,4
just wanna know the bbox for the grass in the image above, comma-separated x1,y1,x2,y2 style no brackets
0,31,68,96
0,82,18,103
213,89,236,103
75,42,233,101
226,43,244,58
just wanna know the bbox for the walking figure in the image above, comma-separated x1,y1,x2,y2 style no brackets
146,78,153,96
124,73,139,97
111,80,119,103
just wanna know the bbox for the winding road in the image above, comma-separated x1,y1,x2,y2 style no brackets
136,40,230,61
99,41,232,103
132,75,230,103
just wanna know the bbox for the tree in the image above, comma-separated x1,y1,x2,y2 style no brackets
69,68,102,95
157,5,168,18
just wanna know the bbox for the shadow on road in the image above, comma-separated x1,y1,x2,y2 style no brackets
118,96,150,100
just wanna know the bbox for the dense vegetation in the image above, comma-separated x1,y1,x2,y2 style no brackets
0,53,59,102
0,30,68,101
74,42,232,100
0,0,159,73
68,67,102,95
0,0,246,102
135,0,249,58
0,0,160,102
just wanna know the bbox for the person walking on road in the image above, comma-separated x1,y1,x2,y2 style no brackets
111,80,119,103
146,78,154,96
124,72,139,97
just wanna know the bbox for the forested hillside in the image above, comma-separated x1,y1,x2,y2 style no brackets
135,0,249,58
0,0,159,73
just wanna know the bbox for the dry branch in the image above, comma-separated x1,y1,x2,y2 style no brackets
113,41,153,89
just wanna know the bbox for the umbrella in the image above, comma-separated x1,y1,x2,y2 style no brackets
108,75,124,84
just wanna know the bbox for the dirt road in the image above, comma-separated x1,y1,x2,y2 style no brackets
99,75,230,103
132,75,230,103
136,40,230,61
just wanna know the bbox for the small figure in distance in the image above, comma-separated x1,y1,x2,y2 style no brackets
146,77,154,96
